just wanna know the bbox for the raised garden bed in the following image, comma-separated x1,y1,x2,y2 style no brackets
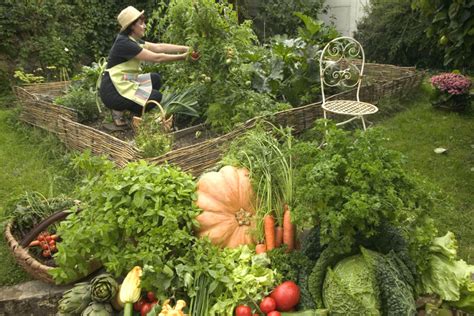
13,63,423,172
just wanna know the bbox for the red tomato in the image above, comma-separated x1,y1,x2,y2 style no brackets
267,311,281,316
140,302,152,316
235,305,252,316
146,291,156,302
259,296,276,313
270,281,300,312
45,235,52,242
42,249,51,257
134,298,145,312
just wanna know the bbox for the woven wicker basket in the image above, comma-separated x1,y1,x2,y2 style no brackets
4,221,56,283
4,210,101,284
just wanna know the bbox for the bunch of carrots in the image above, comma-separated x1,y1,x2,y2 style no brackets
28,231,59,258
256,205,295,254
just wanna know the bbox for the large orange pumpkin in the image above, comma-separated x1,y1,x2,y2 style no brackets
196,165,256,248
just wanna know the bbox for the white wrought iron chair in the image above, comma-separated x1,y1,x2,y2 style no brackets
319,36,378,130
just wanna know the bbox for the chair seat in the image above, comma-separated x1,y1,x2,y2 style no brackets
322,100,378,116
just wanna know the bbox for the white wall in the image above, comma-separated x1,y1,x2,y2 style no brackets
320,0,369,36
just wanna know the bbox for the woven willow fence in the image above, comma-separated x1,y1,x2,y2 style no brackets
14,63,423,172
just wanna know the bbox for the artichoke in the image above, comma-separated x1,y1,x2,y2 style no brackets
81,302,113,316
57,282,92,315
90,273,119,303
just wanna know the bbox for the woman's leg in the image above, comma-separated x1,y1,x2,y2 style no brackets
150,73,162,90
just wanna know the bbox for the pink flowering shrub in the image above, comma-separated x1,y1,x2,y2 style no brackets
430,73,471,111
431,73,471,95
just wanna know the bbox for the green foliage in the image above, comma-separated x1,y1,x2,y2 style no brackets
13,69,45,84
238,0,326,42
322,253,380,314
251,37,320,106
51,159,201,293
54,88,100,122
354,0,444,68
160,87,199,119
301,226,324,262
266,247,316,309
308,246,351,308
135,115,172,158
293,122,438,260
221,122,294,235
178,240,278,316
412,0,473,70
0,1,154,79
6,192,74,239
153,0,292,132
362,248,416,316
419,231,474,306
267,247,313,282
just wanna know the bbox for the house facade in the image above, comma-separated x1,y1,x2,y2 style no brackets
320,0,369,36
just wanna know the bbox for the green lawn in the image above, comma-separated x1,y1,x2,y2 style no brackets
0,98,77,285
378,83,474,262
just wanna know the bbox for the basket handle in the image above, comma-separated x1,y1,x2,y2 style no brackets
19,210,72,247
143,100,167,119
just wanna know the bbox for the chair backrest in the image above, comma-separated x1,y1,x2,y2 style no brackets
319,36,366,103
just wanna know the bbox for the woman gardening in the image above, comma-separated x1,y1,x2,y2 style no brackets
99,6,199,127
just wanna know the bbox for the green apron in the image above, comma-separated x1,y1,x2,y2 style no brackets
106,37,152,107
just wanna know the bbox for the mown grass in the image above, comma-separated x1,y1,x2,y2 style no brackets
378,81,474,262
0,95,78,285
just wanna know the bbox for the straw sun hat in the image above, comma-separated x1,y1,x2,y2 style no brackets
117,6,144,32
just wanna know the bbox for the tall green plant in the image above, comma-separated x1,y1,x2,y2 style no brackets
412,0,473,70
354,0,444,68
152,0,290,131
237,0,326,42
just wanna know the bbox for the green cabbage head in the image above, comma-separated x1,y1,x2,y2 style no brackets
322,254,380,315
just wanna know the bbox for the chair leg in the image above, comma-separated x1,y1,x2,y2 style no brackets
361,116,367,131
323,110,328,134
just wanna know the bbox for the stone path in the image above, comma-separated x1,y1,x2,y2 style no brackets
0,281,71,316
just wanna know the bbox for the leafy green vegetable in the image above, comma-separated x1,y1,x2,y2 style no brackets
267,247,312,282
7,191,74,239
361,248,416,316
293,121,437,271
308,246,352,309
301,226,324,262
51,159,200,293
355,223,417,287
429,231,458,260
54,87,100,122
175,240,279,316
419,231,474,309
297,259,317,310
322,254,380,315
